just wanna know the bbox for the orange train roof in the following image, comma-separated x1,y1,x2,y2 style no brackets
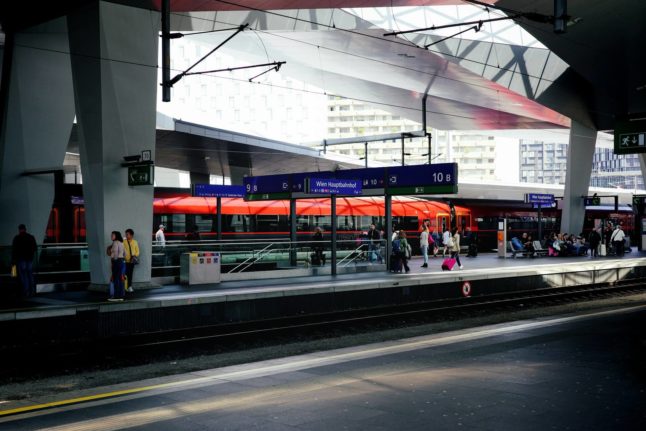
153,196,469,217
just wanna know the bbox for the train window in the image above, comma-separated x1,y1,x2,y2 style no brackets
437,214,448,232
194,215,214,232
170,214,186,233
224,215,250,232
46,208,59,243
256,215,281,232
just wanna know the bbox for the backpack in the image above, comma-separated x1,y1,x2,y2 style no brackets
392,239,401,253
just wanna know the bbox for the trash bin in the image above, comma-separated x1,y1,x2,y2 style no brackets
80,249,90,271
180,252,221,285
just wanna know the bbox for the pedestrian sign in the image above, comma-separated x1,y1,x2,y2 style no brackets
614,117,646,154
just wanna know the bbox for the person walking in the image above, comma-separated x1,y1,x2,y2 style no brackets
108,231,126,301
11,224,37,297
398,230,411,273
124,228,140,293
420,225,430,268
451,227,463,269
442,227,451,257
155,224,166,246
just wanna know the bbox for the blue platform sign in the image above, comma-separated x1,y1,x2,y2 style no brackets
386,163,458,194
335,167,386,189
244,173,291,194
524,193,555,205
193,184,246,198
307,178,362,195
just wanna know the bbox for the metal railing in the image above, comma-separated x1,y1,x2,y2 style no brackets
0,238,386,278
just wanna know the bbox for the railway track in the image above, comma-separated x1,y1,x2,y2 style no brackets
3,279,646,383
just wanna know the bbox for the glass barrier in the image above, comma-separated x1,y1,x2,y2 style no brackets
0,238,387,278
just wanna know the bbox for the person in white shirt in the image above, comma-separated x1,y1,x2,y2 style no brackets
155,224,166,246
420,226,430,268
610,224,626,256
442,228,451,257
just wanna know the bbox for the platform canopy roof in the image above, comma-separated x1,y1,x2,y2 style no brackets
3,0,644,132
68,116,365,177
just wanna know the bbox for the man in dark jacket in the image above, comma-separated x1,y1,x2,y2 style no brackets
12,224,37,297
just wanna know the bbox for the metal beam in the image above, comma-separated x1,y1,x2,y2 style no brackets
161,0,170,102
323,130,426,146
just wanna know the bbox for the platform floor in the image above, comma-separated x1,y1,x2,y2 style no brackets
2,250,646,317
2,304,646,430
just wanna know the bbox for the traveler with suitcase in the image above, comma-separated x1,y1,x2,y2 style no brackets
442,227,463,270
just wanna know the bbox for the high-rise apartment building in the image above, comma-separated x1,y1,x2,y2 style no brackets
519,134,644,190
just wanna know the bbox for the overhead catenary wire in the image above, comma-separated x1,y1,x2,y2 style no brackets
7,2,616,123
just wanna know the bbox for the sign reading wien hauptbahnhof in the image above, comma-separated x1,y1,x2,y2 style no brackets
307,178,362,195
243,163,458,200
524,193,554,205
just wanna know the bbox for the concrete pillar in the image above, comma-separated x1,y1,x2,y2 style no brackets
190,172,209,186
0,18,75,246
638,154,646,189
68,1,159,288
230,166,250,185
561,120,597,235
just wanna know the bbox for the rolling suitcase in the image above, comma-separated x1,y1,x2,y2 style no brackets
598,244,606,257
467,243,478,257
390,254,402,273
441,258,457,271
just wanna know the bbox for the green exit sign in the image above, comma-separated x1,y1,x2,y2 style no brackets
128,164,154,186
614,117,646,154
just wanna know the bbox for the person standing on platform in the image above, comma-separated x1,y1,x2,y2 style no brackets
124,228,140,293
155,224,166,246
588,228,601,258
451,227,463,269
367,223,381,263
610,224,626,257
442,227,451,257
11,224,37,297
420,225,430,268
108,231,126,301
312,226,326,266
398,230,411,273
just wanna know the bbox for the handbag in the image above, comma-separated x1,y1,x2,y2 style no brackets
10,264,17,277
127,240,139,265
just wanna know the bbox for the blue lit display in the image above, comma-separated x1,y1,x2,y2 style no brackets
307,178,362,195
193,184,246,198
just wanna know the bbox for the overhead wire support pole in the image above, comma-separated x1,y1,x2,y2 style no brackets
168,23,249,87
161,0,171,102
425,24,482,49
384,15,517,37
184,62,286,78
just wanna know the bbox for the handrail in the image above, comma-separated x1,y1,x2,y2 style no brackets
338,243,369,267
227,243,275,273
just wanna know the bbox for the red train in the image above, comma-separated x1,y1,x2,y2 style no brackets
45,185,634,251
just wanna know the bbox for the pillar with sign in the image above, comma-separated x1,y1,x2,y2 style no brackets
524,193,555,242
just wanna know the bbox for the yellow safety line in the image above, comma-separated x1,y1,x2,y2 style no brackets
0,383,174,417
3,304,645,418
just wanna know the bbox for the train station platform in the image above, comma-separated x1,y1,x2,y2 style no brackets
2,251,646,345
